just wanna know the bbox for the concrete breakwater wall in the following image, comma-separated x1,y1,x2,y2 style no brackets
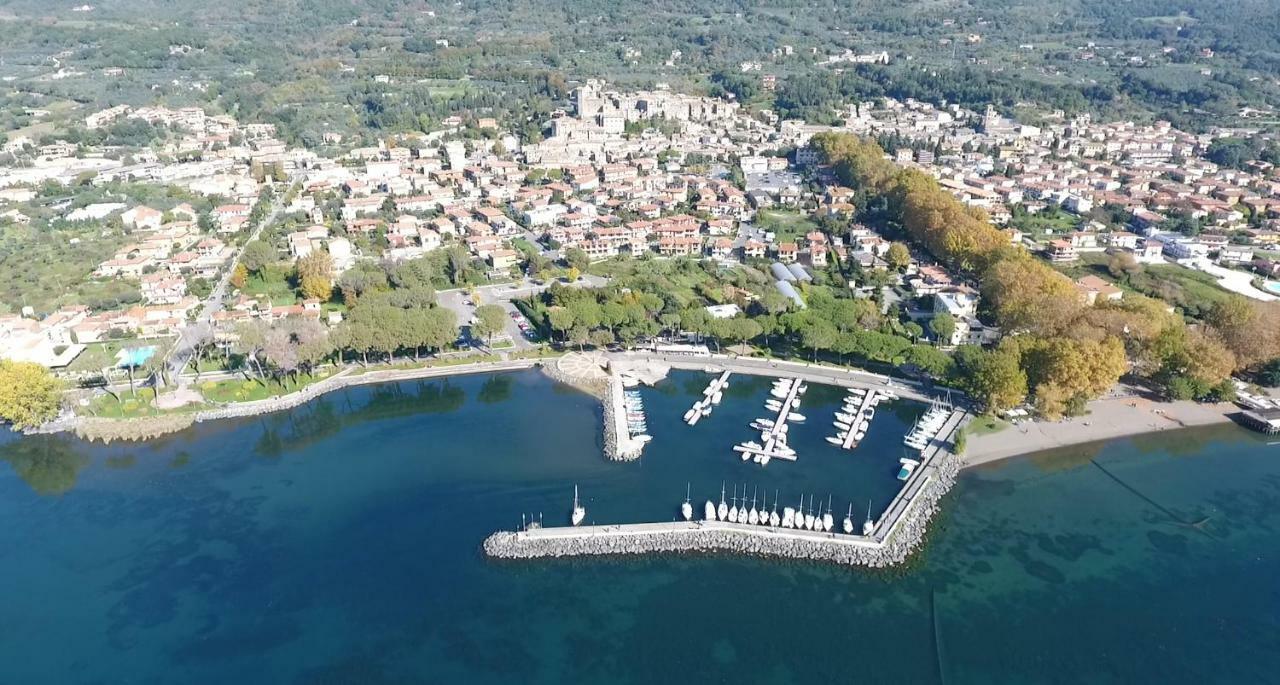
485,451,960,569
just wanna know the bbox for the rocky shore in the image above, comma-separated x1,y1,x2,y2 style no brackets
484,451,960,569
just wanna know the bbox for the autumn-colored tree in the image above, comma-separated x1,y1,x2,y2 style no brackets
295,251,335,301
980,256,1083,334
300,274,333,301
885,242,911,270
0,361,62,430
229,262,248,290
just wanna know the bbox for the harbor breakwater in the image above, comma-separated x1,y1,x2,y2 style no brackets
484,450,960,569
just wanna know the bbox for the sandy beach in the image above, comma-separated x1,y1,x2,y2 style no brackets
963,393,1239,468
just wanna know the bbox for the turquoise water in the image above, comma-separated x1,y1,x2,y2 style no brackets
0,369,1277,683
1265,280,1280,295
117,345,156,368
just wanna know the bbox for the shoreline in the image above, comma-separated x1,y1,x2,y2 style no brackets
962,394,1239,469
40,353,1251,467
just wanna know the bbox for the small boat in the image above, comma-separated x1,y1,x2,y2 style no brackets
897,458,920,481
681,483,693,521
743,440,762,450
747,488,759,525
769,388,789,399
862,500,876,536
769,491,781,527
834,421,852,431
822,496,834,532
704,498,717,521
701,405,712,416
571,485,586,527
834,412,855,423
710,391,723,405
634,435,653,443
787,412,805,422
717,483,728,521
853,430,866,441
728,486,740,523
825,436,843,446
801,496,814,531
765,399,783,410
842,503,854,534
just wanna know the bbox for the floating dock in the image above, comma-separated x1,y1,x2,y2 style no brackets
685,371,732,425
740,379,805,465
838,389,881,450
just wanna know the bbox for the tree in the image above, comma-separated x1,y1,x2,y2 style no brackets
929,313,956,346
959,346,1027,413
588,329,615,349
295,251,334,300
547,307,575,342
1107,251,1142,279
337,262,389,305
241,240,276,275
472,304,507,346
0,361,62,430
229,263,249,290
885,242,911,270
564,247,590,272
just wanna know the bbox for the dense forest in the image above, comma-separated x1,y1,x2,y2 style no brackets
0,0,1278,143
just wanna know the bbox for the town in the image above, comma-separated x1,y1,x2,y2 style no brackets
1,77,1279,433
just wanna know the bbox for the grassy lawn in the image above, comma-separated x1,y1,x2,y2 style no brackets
1011,210,1082,240
1127,264,1232,317
756,209,818,244
198,370,332,403
66,337,175,374
967,415,1010,436
84,390,164,418
241,264,297,305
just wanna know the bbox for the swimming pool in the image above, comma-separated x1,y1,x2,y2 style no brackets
115,346,157,368
1265,281,1280,295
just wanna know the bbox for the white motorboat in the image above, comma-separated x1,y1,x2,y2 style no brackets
681,483,693,521
853,430,866,441
711,391,723,405
834,412,855,423
897,458,920,481
834,421,852,431
571,485,586,527
704,498,717,521
825,435,844,446
717,483,728,521
769,388,789,399
842,503,854,534
787,412,805,422
765,399,783,410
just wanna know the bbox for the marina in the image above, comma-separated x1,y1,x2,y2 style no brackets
487,395,969,567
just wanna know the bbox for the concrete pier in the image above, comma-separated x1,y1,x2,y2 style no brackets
839,389,881,450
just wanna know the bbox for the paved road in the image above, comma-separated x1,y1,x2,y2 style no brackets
166,195,284,382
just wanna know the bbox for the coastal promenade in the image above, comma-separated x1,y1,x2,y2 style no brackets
614,351,937,404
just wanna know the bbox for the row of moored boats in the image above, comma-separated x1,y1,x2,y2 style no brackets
687,484,876,536
624,390,653,444
736,378,807,465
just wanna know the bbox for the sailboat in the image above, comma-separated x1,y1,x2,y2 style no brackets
862,500,875,536
704,496,717,522
769,490,781,527
728,485,740,523
822,496,834,532
842,503,854,534
681,483,693,521
571,485,586,527
804,496,816,531
717,483,728,521
748,487,759,525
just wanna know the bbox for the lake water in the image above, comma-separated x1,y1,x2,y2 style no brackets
0,369,1277,684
